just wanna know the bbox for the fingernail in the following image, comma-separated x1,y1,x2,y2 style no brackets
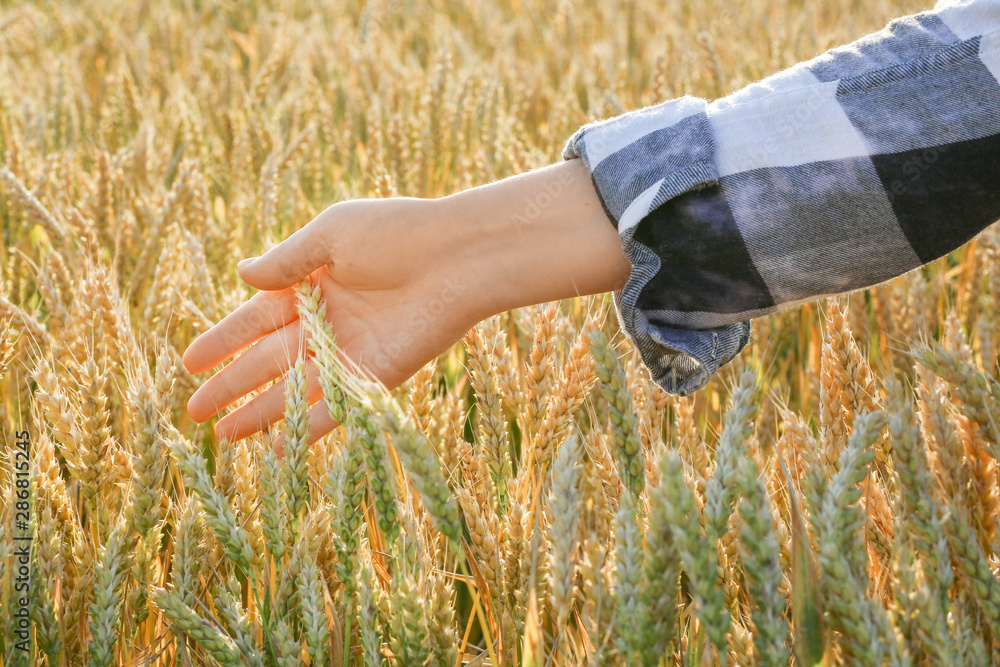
237,257,258,270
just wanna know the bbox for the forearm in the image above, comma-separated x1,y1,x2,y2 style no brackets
437,158,631,316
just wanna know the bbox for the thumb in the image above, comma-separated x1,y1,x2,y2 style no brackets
238,217,334,290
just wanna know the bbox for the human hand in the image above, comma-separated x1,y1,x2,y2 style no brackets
183,196,499,445
182,159,631,446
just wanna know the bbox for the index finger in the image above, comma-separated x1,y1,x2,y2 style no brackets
182,287,301,374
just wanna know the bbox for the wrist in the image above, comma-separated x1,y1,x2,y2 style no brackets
438,159,631,317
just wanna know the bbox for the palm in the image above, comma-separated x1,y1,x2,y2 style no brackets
322,270,470,373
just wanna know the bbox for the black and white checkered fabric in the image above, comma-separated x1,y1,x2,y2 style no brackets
563,0,1000,395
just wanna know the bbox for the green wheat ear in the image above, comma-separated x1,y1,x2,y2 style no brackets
777,449,825,667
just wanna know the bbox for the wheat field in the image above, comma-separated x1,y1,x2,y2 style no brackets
3,0,1000,664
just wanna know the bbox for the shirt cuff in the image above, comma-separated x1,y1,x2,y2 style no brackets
561,96,752,396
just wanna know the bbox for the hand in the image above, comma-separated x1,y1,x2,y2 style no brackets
182,159,631,446
183,196,497,445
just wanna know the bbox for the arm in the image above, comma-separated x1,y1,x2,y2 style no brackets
563,0,1000,394
186,0,1000,446
183,159,630,445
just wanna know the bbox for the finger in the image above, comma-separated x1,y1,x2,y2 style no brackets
186,319,306,423
271,399,341,458
182,288,300,374
214,357,324,442
238,210,336,291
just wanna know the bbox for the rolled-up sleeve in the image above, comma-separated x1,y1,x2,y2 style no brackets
563,0,1000,395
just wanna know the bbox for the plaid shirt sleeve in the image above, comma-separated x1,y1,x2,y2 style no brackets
562,0,1000,396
